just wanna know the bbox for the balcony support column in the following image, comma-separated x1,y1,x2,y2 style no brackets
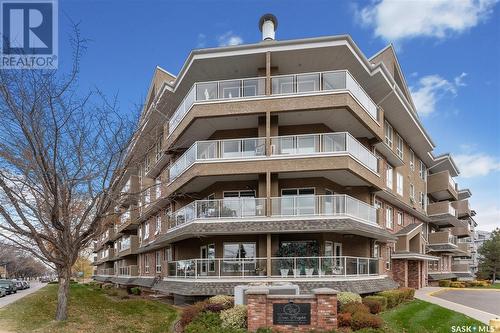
265,51,271,95
266,171,271,217
266,233,272,277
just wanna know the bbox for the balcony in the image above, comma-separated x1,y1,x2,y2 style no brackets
115,207,139,233
96,248,115,264
428,231,458,252
427,202,456,218
168,70,379,137
168,132,378,184
117,265,139,277
166,256,379,280
119,175,139,207
450,225,473,238
457,242,472,256
96,268,115,276
115,235,139,258
427,171,458,201
168,194,377,232
451,263,471,272
451,200,472,218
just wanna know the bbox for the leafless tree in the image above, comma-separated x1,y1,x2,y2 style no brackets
0,243,48,278
0,25,136,320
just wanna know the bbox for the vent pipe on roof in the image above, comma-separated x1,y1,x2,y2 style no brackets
259,14,278,41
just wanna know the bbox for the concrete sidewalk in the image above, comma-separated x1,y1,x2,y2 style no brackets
415,287,500,324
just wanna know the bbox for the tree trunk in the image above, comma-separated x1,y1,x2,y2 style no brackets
55,266,71,321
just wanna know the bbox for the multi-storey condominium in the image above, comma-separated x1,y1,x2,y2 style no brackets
93,15,478,301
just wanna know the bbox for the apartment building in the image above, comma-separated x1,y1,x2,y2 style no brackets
93,15,478,300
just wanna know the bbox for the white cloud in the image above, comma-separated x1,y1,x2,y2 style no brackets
217,31,243,46
455,153,500,178
196,33,207,48
410,73,466,116
357,0,499,42
470,201,500,232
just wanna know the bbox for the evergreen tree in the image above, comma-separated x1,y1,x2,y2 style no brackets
477,228,500,282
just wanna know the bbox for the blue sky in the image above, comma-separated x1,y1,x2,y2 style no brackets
58,0,500,231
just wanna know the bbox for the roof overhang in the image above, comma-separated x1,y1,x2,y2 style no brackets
392,252,440,261
429,154,460,177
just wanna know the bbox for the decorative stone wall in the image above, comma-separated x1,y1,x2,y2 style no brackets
246,287,338,332
408,260,421,289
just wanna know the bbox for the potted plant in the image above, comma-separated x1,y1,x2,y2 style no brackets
276,246,292,277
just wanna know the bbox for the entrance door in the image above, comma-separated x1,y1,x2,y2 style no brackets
200,246,208,276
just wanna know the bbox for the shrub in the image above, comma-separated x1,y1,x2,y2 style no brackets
337,291,362,308
399,287,415,300
102,283,113,289
130,287,141,295
338,312,352,327
204,302,226,313
450,281,466,288
376,290,404,309
184,311,222,333
363,296,387,312
255,328,274,333
120,295,130,300
208,295,234,308
220,305,247,329
180,301,208,328
362,298,383,314
350,311,383,330
354,328,386,333
439,280,451,287
340,302,370,314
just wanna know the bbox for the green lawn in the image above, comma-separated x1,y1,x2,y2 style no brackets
381,299,485,333
0,283,178,333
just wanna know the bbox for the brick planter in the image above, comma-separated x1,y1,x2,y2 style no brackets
246,287,338,332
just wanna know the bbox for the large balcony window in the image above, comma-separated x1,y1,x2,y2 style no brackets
168,70,377,135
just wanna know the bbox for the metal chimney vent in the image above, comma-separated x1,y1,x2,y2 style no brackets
259,14,278,41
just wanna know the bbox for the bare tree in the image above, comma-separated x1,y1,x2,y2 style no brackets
0,25,136,320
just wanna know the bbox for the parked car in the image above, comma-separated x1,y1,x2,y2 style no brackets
22,281,30,289
0,280,17,294
0,287,6,297
13,280,24,290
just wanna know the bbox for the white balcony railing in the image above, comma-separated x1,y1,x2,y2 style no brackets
170,197,267,230
270,132,378,172
168,194,377,231
448,175,457,191
166,256,379,279
169,137,266,181
168,132,378,183
271,194,377,225
168,70,378,135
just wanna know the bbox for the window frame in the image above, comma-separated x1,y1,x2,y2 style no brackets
386,207,394,229
384,120,393,148
386,164,393,189
396,172,404,196
396,134,404,160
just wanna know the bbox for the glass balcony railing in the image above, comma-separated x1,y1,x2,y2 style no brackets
270,194,377,225
168,194,377,231
169,197,267,230
169,132,377,183
270,132,378,172
168,70,378,135
166,256,379,279
169,137,266,181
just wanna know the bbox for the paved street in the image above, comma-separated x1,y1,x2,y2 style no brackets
416,287,500,324
434,289,500,316
0,282,46,309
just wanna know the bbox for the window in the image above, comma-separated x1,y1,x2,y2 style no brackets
138,225,142,242
281,188,315,215
281,188,315,196
164,246,172,262
144,188,151,207
384,121,393,148
223,190,256,198
155,178,161,199
373,243,380,258
143,222,149,240
396,172,403,195
397,211,403,226
419,160,426,180
155,251,162,273
144,254,150,273
386,207,393,229
223,243,256,272
396,134,404,159
324,241,333,257
410,150,415,171
155,215,161,235
410,183,415,201
419,192,426,210
208,244,216,272
386,165,393,189
375,200,382,210
155,135,163,162
386,246,392,270
144,155,151,173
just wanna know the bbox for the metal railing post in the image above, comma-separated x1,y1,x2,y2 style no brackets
344,257,347,276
